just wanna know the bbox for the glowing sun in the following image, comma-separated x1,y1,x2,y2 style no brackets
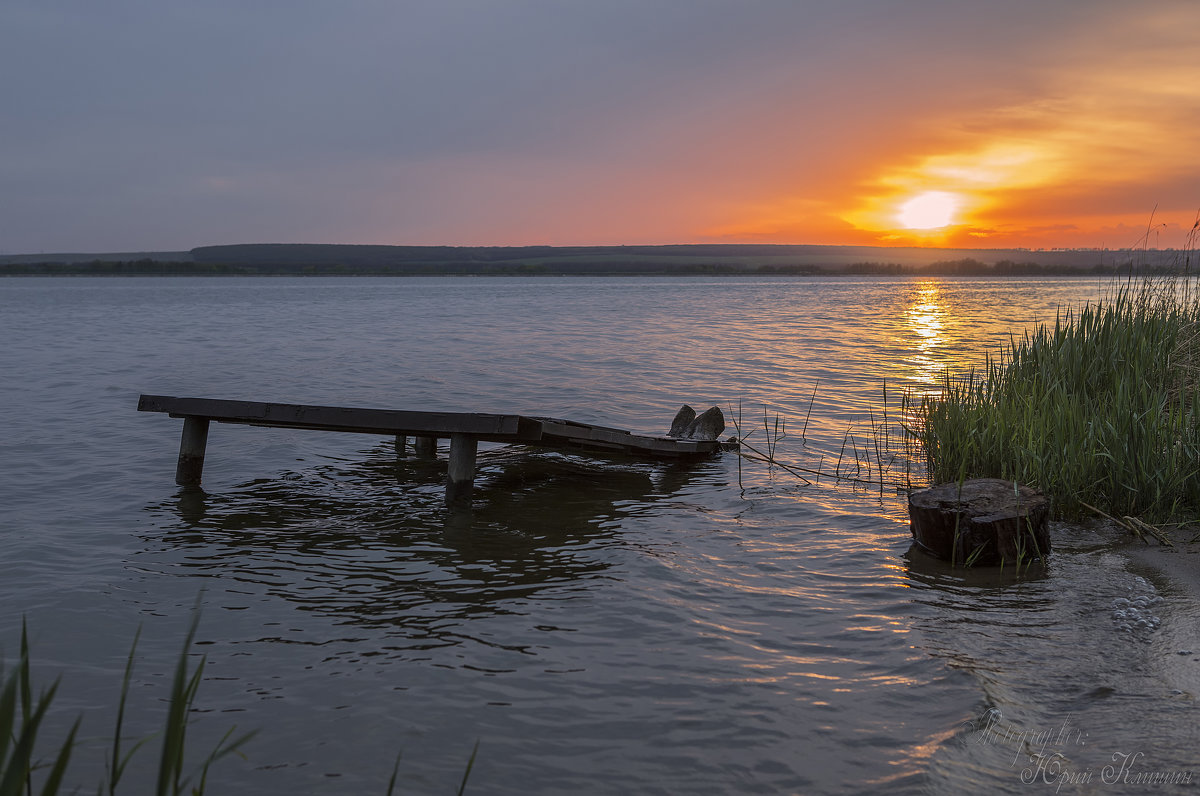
897,191,960,229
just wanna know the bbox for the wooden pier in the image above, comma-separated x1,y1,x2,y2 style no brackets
138,395,725,506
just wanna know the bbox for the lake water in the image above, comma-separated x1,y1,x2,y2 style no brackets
2,276,1196,794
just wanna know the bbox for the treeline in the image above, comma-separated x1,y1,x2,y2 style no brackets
190,242,835,265
3,255,1189,277
0,259,241,275
1,259,820,276
746,259,1168,276
916,257,1187,276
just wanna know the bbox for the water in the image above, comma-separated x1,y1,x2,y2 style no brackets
2,276,1196,794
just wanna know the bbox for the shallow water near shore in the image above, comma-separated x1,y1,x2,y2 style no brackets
2,275,1196,794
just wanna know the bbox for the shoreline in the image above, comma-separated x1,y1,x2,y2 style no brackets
0,265,1164,279
2,242,1187,277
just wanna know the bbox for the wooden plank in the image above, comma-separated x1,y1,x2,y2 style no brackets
139,397,719,477
527,416,633,436
138,395,537,442
555,439,629,452
534,417,716,457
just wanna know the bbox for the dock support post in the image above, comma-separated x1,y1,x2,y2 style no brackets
445,433,477,507
414,436,437,457
176,417,210,486
394,434,407,455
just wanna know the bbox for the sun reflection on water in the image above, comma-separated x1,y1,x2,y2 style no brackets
903,280,950,390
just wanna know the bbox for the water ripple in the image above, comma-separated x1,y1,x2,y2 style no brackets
6,276,1183,795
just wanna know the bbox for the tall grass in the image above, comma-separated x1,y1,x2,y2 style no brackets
0,615,255,796
0,623,78,796
727,398,912,491
905,275,1200,523
2,617,478,794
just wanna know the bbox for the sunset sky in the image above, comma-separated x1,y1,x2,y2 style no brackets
3,1,1199,253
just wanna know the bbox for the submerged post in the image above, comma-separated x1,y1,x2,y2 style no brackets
176,417,210,486
414,436,437,457
445,433,477,507
394,434,407,455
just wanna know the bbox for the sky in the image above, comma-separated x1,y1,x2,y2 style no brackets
3,0,1199,253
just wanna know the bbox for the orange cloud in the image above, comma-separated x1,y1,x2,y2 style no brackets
708,4,1200,250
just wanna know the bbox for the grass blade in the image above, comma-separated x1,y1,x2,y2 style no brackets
456,740,480,796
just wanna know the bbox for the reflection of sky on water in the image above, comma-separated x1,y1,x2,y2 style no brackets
142,446,714,655
903,280,949,391
879,277,1106,406
1,276,1140,795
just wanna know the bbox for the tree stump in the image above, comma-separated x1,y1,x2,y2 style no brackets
666,405,725,441
908,478,1050,566
668,405,697,437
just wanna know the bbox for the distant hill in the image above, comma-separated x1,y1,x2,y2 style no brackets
0,251,191,265
186,243,1184,274
0,243,1189,275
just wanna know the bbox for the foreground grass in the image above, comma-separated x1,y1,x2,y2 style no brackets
1,616,255,796
906,275,1200,524
2,616,479,795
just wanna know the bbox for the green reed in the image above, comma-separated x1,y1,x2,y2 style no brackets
2,617,479,795
905,275,1200,522
1,616,255,796
727,398,910,491
0,623,78,796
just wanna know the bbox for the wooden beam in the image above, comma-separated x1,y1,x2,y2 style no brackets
536,418,713,457
138,395,531,441
140,396,724,503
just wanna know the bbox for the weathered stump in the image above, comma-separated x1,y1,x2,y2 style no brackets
668,405,697,437
908,478,1050,566
667,405,726,441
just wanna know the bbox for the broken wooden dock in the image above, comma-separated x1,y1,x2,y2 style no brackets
137,395,725,506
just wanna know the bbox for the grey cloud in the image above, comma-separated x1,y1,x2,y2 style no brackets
0,0,1167,250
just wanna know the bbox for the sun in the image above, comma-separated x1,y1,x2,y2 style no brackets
897,191,960,230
